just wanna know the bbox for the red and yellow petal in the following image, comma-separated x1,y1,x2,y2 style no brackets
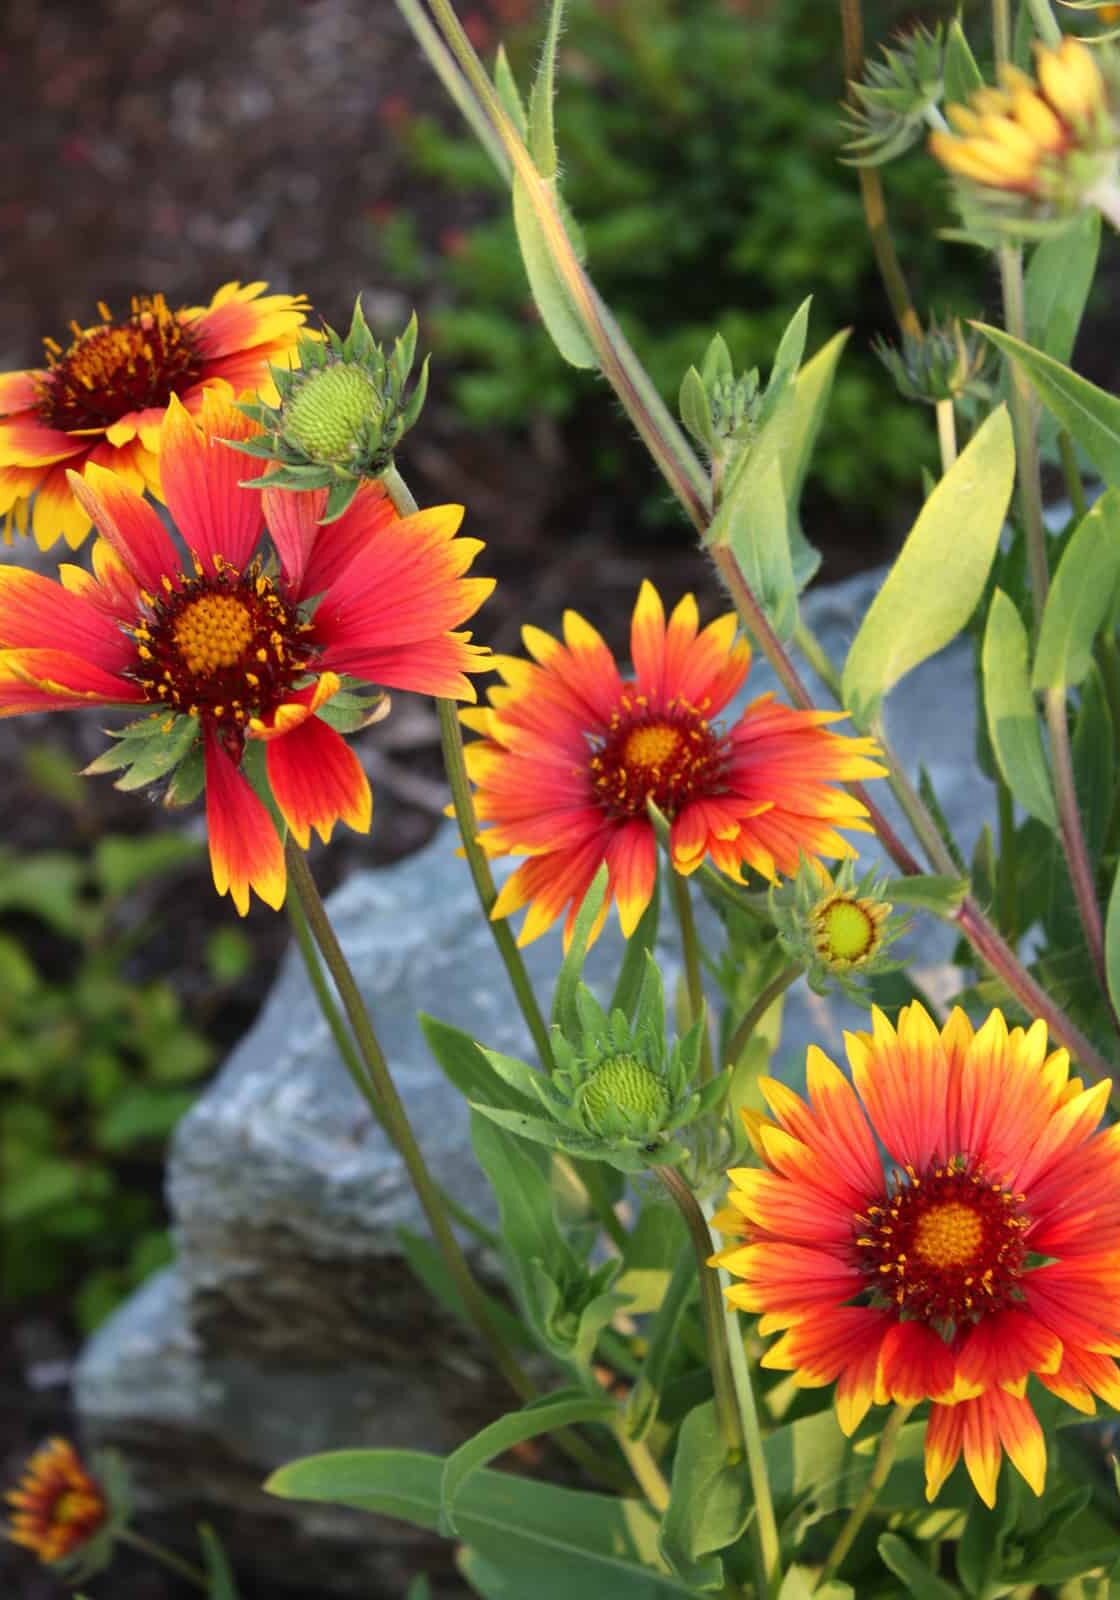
0,566,133,669
159,391,265,575
0,648,143,716
0,412,90,467
1038,1345,1120,1414
955,1307,1062,1398
0,369,45,414
877,1319,957,1405
186,281,309,361
265,715,372,849
29,460,96,550
67,459,179,592
203,732,286,916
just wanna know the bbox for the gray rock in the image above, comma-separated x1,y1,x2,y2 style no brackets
74,566,995,1591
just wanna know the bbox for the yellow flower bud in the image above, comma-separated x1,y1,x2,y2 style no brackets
1037,37,1106,125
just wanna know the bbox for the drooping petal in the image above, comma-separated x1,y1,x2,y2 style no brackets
158,391,265,575
0,648,143,716
761,1307,892,1438
877,1319,957,1404
604,818,658,938
31,461,95,550
295,478,400,600
265,715,372,849
1038,1345,1120,1414
955,1307,1062,1398
203,732,286,915
958,1388,1047,1508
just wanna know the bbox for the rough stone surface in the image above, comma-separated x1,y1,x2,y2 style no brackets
74,567,995,1593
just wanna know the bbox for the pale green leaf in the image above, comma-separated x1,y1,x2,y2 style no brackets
982,590,1057,828
551,863,608,1034
943,19,983,104
883,874,969,913
493,46,528,140
679,365,715,451
1032,488,1120,691
842,406,1014,725
977,324,1120,488
1025,211,1099,367
877,1533,960,1598
659,1401,751,1591
1105,856,1120,1024
441,1390,616,1535
718,458,798,642
512,176,596,369
528,0,565,179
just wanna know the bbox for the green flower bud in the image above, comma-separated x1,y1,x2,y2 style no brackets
281,364,383,464
579,1052,671,1136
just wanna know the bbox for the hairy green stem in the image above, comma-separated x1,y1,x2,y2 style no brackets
669,868,715,1081
613,1423,671,1513
722,1296,782,1600
392,0,509,176
815,1404,913,1588
724,964,803,1070
116,1528,208,1590
996,774,1017,947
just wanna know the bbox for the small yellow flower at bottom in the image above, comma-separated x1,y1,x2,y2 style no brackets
6,1438,107,1565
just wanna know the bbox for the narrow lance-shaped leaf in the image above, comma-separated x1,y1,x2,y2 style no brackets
842,405,1014,726
1105,857,1120,1024
659,1401,752,1592
552,863,609,1034
977,323,1120,489
440,1389,616,1535
1032,488,1120,692
512,176,596,370
528,0,565,179
982,589,1058,829
943,18,983,103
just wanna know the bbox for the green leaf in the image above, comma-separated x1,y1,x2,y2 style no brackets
406,1578,432,1600
883,874,969,914
679,365,715,451
421,1015,533,1112
659,1400,751,1591
778,1570,853,1600
1105,855,1120,1024
440,1390,616,1535
1025,210,1099,368
551,864,608,1035
877,1532,960,1598
1032,489,1120,691
783,329,850,589
198,1525,240,1600
470,1110,577,1316
842,406,1014,724
493,46,528,140
93,1086,195,1153
943,19,983,105
93,832,202,898
528,0,565,179
512,176,596,370
624,1248,696,1440
266,1450,687,1594
1073,664,1114,863
725,458,798,643
982,589,1057,829
977,324,1120,489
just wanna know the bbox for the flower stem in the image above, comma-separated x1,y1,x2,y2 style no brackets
721,1294,783,1600
285,842,534,1398
839,0,922,339
116,1527,208,1590
935,399,957,472
724,964,803,1070
815,1403,913,1589
613,1422,671,1513
998,242,1049,630
1058,430,1088,521
669,867,715,1082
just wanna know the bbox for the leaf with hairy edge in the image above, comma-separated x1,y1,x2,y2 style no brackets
512,176,596,369
440,1390,616,1535
721,458,798,643
982,590,1057,829
624,1249,696,1440
659,1400,752,1591
842,406,1014,726
783,329,849,589
493,46,528,139
1073,664,1114,863
610,874,660,1020
943,18,983,104
266,1450,688,1595
420,1015,534,1113
977,324,1120,488
528,0,565,179
1032,489,1120,691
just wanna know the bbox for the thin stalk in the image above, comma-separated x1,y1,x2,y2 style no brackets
613,1423,671,1513
815,1404,913,1588
795,619,843,700
996,774,1017,946
380,464,556,1073
116,1528,208,1590
1045,688,1113,1011
1058,430,1089,521
992,0,1012,68
392,0,509,178
656,1169,743,1459
669,867,715,1082
839,0,922,338
1025,0,1062,46
725,964,803,1070
722,1296,782,1600
286,842,534,1399
935,399,957,472
873,724,960,878
998,243,1049,627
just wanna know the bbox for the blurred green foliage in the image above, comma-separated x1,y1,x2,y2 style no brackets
377,0,983,532
0,824,219,1330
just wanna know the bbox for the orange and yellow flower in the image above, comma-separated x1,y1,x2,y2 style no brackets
6,1439,107,1565
0,388,492,914
0,281,308,550
713,1002,1120,1507
463,581,885,946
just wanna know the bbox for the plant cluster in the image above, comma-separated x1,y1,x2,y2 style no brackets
7,2,1120,1599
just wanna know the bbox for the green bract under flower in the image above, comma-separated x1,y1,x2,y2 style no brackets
230,299,430,522
469,957,724,1174
771,857,908,1000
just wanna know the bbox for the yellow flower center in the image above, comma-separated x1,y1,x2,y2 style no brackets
914,1201,983,1268
590,693,724,820
624,722,682,769
37,294,202,431
814,896,879,965
174,594,255,675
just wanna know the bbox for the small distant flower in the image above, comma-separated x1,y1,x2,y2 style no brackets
0,389,492,915
0,282,308,549
930,38,1120,233
464,581,884,947
771,859,907,999
713,1003,1120,1507
6,1439,107,1566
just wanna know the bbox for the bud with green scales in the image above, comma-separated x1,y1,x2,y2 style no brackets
229,299,430,521
841,23,945,168
467,956,725,1174
874,314,993,407
770,857,908,1000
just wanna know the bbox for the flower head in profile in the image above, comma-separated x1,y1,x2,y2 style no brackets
6,1438,107,1566
463,581,884,946
0,389,492,915
712,1003,1120,1507
0,281,308,549
929,38,1120,233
